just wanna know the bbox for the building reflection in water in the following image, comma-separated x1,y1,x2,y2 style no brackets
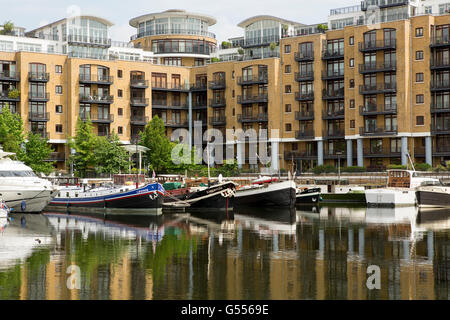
0,206,449,300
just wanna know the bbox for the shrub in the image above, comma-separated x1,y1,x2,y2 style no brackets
342,166,366,173
8,89,20,99
313,165,337,174
211,57,221,63
237,48,244,55
433,165,448,172
387,164,407,170
414,163,432,171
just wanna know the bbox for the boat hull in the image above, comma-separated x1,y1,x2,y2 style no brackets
296,188,321,204
365,188,416,207
1,189,57,213
234,181,297,208
416,188,450,208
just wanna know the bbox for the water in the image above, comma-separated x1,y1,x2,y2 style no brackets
0,205,449,300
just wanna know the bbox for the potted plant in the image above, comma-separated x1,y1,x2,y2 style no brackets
281,24,289,37
269,42,277,56
317,24,328,33
8,88,20,99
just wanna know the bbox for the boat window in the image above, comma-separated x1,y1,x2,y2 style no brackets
66,192,69,197
0,170,37,177
75,193,78,197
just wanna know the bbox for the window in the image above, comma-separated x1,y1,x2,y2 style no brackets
118,89,123,97
55,85,62,94
285,85,291,93
350,99,355,109
285,123,292,132
55,65,62,73
118,108,123,116
416,50,424,60
349,36,354,46
350,120,355,128
232,108,235,116
285,104,291,112
415,27,423,37
284,44,291,53
118,70,123,78
56,105,63,113
55,124,63,133
285,65,291,73
416,116,424,126
349,58,354,67
416,73,424,83
232,71,235,79
349,79,354,88
118,126,123,134
416,94,424,104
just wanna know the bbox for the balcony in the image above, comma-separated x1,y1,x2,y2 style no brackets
79,74,114,85
0,90,20,102
359,83,396,95
31,131,49,139
237,94,268,104
0,71,20,82
295,71,314,82
359,61,396,74
237,113,269,123
131,29,216,41
322,49,344,60
68,35,111,48
434,145,450,156
294,51,314,62
295,110,314,121
431,123,450,135
284,151,317,160
361,0,409,10
363,147,401,158
209,98,226,108
208,80,226,90
359,104,397,115
46,152,65,162
130,97,149,107
192,102,208,109
430,80,450,92
209,116,226,126
430,36,450,49
323,129,345,139
242,35,280,48
28,72,49,82
358,40,396,52
322,88,345,100
152,82,190,92
295,91,314,101
28,92,50,102
164,120,189,128
321,70,344,80
295,129,315,140
130,78,149,89
324,149,348,160
28,112,50,122
430,58,450,70
79,94,114,104
152,101,188,110
80,113,114,124
322,109,345,120
414,146,425,157
190,83,207,91
237,74,268,85
130,115,149,126
359,126,398,136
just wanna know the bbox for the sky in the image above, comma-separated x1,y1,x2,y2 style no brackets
1,0,358,43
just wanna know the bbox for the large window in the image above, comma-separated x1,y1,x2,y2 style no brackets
151,39,216,55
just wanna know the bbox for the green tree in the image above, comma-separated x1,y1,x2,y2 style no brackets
317,24,328,33
139,116,173,173
68,117,97,177
0,21,14,35
94,132,130,176
18,132,54,175
0,105,24,153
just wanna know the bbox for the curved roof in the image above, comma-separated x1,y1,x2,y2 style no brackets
129,9,217,28
237,15,304,28
26,15,113,35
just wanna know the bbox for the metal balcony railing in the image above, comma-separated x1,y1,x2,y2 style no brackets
80,113,114,123
68,35,111,47
359,61,397,73
79,74,114,84
359,104,397,115
209,98,226,107
358,39,396,52
359,83,397,94
322,88,345,99
28,92,50,101
294,51,314,61
295,129,315,140
79,94,114,104
237,74,268,85
295,91,314,101
295,71,314,81
359,126,398,136
130,97,149,106
28,72,49,82
295,110,314,120
28,112,50,121
322,109,345,119
0,71,20,81
130,78,149,88
363,147,401,157
237,94,268,104
237,113,269,122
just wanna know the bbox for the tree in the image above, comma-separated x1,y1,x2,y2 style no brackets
317,24,328,33
139,116,174,173
0,105,24,153
94,132,130,176
68,117,97,177
221,41,231,49
0,21,14,35
18,132,54,175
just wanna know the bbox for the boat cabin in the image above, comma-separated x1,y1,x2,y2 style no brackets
113,174,145,186
387,170,440,189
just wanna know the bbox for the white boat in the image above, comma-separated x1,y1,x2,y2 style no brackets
365,169,439,207
0,199,9,218
416,182,450,209
0,148,58,213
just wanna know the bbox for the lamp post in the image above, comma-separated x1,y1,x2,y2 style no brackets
336,151,343,183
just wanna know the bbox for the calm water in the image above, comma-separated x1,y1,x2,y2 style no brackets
0,205,449,300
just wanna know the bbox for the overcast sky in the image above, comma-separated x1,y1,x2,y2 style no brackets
1,0,358,42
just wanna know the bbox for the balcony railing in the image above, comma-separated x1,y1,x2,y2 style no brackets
359,83,397,94
237,74,268,85
431,36,450,48
431,80,450,91
359,61,397,73
190,83,207,91
430,58,450,70
359,126,398,136
434,145,450,155
209,116,226,126
243,35,280,48
68,35,111,47
323,129,345,139
295,129,315,140
237,94,268,104
152,82,189,91
295,110,314,120
321,70,344,80
295,71,314,82
31,131,49,139
0,71,20,81
28,112,50,121
322,49,344,60
237,113,269,123
47,152,65,162
294,51,314,62
0,90,20,101
208,80,226,90
322,109,345,119
431,123,450,134
79,94,114,104
324,149,348,159
131,29,216,41
130,115,149,125
80,113,114,123
28,92,50,101
358,39,396,52
209,98,226,108
363,147,401,157
284,151,317,160
295,91,314,101
163,120,189,128
322,88,345,99
130,78,149,88
359,104,397,115
152,101,188,109
130,97,149,106
79,74,114,85
28,72,49,82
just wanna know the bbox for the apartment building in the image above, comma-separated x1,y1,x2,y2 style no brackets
1,2,450,173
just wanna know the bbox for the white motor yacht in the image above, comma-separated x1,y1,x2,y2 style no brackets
0,148,58,213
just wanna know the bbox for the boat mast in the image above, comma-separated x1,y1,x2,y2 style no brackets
407,151,416,172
